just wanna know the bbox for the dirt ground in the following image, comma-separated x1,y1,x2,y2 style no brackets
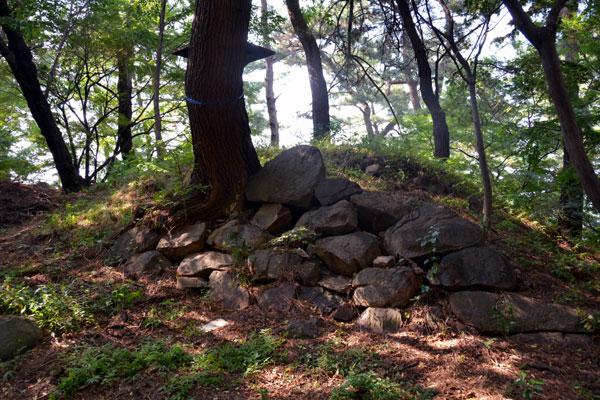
0,182,598,400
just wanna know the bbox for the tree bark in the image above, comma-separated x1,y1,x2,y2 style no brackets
178,0,260,221
407,79,421,110
285,0,330,141
558,9,583,236
153,0,167,158
395,0,449,157
0,0,85,191
116,51,133,157
261,0,279,146
502,0,600,213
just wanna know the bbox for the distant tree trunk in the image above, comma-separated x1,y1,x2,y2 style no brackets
261,0,280,146
502,0,600,213
361,102,375,136
153,0,167,158
116,51,133,157
285,0,331,141
0,0,85,191
177,0,260,221
395,0,450,158
407,79,421,110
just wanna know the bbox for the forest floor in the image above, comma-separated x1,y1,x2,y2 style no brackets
1,147,599,400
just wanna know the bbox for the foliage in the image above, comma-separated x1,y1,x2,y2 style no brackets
505,372,545,400
0,279,143,335
330,371,435,400
266,226,319,249
51,340,191,399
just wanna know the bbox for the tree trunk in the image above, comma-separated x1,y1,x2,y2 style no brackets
153,0,167,158
407,79,421,110
558,11,583,236
395,0,450,158
502,0,600,213
285,0,330,141
116,51,133,157
0,0,85,191
362,102,375,137
468,80,493,228
261,0,280,146
178,0,260,221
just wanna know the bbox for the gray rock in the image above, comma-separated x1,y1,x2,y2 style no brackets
352,267,421,308
318,275,353,294
449,291,589,335
0,315,43,360
250,203,294,235
207,220,274,253
108,226,161,264
177,276,209,289
250,249,304,283
372,255,395,268
209,270,250,310
177,251,235,278
246,145,326,208
384,204,483,260
350,191,411,233
123,250,172,280
257,285,297,312
298,287,344,314
365,164,384,176
356,308,404,333
295,260,322,286
433,247,516,290
332,303,358,322
157,222,207,261
295,200,358,236
313,232,382,276
315,178,363,206
286,318,319,338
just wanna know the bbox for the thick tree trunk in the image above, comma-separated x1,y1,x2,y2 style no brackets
502,0,600,213
395,0,450,158
362,102,375,137
0,0,84,191
116,52,133,157
153,0,167,158
179,0,260,221
261,0,280,146
558,14,583,236
285,0,330,141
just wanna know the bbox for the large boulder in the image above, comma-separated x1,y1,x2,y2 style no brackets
209,270,250,310
384,204,483,260
249,249,305,283
177,251,235,279
156,222,207,261
246,145,326,208
314,178,363,206
108,226,161,264
176,276,209,289
313,232,382,276
0,315,43,360
432,247,516,290
318,275,353,295
356,308,404,333
123,250,172,280
207,220,273,253
350,191,411,233
352,267,421,308
449,291,589,335
257,285,297,312
250,203,294,235
295,200,358,236
298,287,344,315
